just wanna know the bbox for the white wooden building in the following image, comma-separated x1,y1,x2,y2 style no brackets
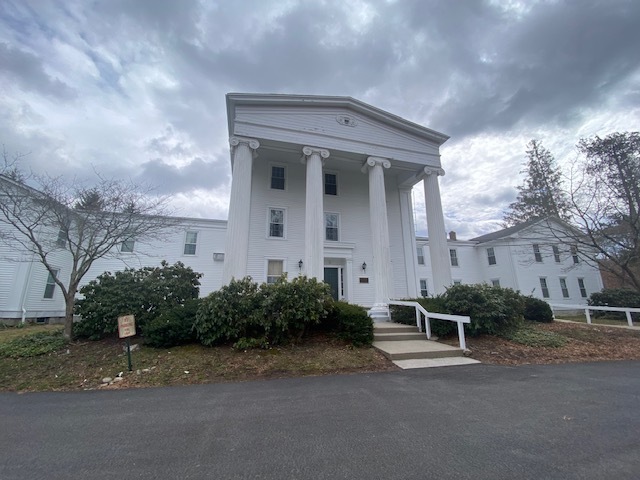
0,94,603,323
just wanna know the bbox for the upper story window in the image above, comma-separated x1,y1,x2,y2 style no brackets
487,247,496,265
419,279,428,297
539,277,550,298
121,236,135,253
270,166,286,190
449,249,459,267
324,173,337,195
533,244,543,263
571,245,580,264
417,246,425,265
491,279,501,287
267,259,284,284
55,228,67,248
184,231,198,255
553,245,561,263
578,278,587,298
268,208,285,238
325,212,339,241
559,277,570,298
43,269,59,299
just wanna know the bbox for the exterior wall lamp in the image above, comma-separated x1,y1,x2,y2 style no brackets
298,259,303,271
361,262,367,273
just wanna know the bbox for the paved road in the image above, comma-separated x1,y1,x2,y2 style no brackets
1,362,639,480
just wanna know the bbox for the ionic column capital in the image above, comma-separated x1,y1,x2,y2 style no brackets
362,156,391,172
230,136,260,158
423,166,445,177
301,146,330,164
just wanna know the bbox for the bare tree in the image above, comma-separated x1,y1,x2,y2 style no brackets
0,151,179,339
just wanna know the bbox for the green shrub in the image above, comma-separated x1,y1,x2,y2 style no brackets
143,298,201,348
328,301,373,346
75,261,202,340
589,288,640,321
194,277,262,346
0,330,67,358
523,296,554,323
389,297,456,337
443,284,524,336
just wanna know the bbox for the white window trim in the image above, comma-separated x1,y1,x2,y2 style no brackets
559,277,570,298
449,248,459,267
419,279,429,297
183,230,199,256
453,279,462,285
323,170,339,196
266,206,287,240
265,257,288,284
417,246,425,265
120,237,135,253
540,277,550,299
553,245,561,263
577,278,588,298
43,268,59,300
324,211,340,242
269,163,287,191
533,244,543,263
487,247,497,266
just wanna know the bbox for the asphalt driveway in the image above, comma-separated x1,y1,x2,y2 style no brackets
1,361,639,479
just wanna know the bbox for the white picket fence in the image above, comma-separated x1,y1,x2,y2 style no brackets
550,304,640,327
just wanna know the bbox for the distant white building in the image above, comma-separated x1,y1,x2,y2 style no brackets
0,94,603,324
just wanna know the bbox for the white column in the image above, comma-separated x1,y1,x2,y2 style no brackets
423,166,452,294
301,146,330,280
222,136,260,284
399,188,418,298
364,156,392,320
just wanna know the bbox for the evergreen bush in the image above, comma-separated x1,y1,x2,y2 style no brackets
589,288,640,321
328,301,373,346
143,298,201,348
523,296,554,323
388,297,456,337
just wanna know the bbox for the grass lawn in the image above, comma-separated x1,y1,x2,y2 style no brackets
0,325,394,392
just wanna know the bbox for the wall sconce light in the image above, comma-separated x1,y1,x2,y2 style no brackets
361,262,367,273
298,259,304,271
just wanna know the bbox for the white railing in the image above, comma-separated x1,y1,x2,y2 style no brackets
550,304,640,327
388,300,470,350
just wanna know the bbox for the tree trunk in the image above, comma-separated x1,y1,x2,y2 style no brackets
63,294,75,340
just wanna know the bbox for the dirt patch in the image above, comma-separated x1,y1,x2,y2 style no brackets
442,322,640,365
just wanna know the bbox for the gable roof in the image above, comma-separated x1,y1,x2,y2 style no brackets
470,217,550,243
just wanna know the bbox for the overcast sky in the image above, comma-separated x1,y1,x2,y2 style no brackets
1,0,639,239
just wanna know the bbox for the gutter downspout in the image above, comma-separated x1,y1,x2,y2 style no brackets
18,226,41,324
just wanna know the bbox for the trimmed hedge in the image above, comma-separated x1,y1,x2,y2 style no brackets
523,296,554,323
589,288,640,321
328,301,373,347
143,298,201,348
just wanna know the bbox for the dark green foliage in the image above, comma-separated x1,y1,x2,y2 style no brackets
589,288,640,321
74,261,202,340
523,296,554,323
0,330,66,358
327,301,373,346
389,297,456,337
500,325,566,348
143,298,201,348
443,284,524,336
194,276,333,347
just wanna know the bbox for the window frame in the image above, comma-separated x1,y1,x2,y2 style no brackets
267,207,287,239
419,279,428,297
487,247,497,266
183,230,198,256
269,164,286,191
324,172,338,196
266,258,286,284
491,279,500,287
533,244,543,263
324,212,340,242
577,278,587,298
449,248,459,267
453,280,462,286
559,277,570,298
43,269,59,299
539,277,550,298
552,245,561,263
120,237,135,253
417,246,425,265
56,228,67,248
571,245,580,264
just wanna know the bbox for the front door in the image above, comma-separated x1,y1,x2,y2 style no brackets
324,267,340,300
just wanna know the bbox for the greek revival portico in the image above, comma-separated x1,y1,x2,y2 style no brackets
223,93,453,318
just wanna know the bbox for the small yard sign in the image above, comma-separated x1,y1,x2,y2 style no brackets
118,315,136,338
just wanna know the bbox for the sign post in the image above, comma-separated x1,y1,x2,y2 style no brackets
117,315,136,372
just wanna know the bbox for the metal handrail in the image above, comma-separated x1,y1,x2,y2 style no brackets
550,304,640,327
388,300,470,350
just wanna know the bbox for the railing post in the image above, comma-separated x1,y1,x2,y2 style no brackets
585,308,592,324
424,314,431,339
415,307,422,333
457,321,466,350
626,310,633,327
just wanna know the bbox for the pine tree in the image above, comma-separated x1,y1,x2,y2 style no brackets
503,140,570,226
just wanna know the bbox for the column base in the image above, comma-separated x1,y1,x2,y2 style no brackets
368,303,390,322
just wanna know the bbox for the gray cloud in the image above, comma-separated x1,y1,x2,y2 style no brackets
136,157,228,195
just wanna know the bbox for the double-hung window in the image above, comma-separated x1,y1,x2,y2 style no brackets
417,246,425,265
325,213,339,241
56,228,67,248
449,249,459,267
184,231,198,255
269,208,285,238
121,236,135,253
571,245,580,264
533,244,542,263
553,245,561,263
324,173,337,195
539,277,550,298
487,247,496,265
491,279,500,287
270,166,286,190
43,269,59,299
267,260,284,284
559,278,569,298
419,279,428,297
577,278,587,298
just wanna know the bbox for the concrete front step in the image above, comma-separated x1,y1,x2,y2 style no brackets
393,357,481,369
373,322,419,334
374,332,426,341
373,340,463,360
